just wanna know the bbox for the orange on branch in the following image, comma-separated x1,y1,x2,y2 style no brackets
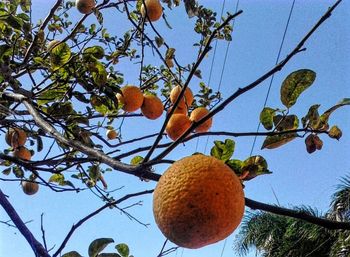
169,85,194,109
106,129,118,140
141,0,163,22
165,114,191,141
13,146,32,161
5,128,27,148
167,105,188,115
153,155,245,249
22,181,39,195
141,94,164,120
190,107,213,133
75,0,95,14
116,85,144,113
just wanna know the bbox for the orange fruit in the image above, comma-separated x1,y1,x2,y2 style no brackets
165,114,191,141
76,0,95,14
116,85,144,112
167,105,188,115
141,0,163,22
5,128,27,148
153,155,245,249
190,107,213,133
13,146,31,161
22,181,39,195
169,85,194,109
106,129,118,140
141,94,164,120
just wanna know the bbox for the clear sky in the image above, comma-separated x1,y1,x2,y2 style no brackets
1,0,349,257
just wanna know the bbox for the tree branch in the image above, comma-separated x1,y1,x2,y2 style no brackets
150,0,342,162
245,197,350,230
0,189,50,257
53,189,154,257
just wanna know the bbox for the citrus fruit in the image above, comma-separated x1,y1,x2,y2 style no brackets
153,154,245,249
167,105,188,115
141,0,163,22
165,114,191,141
169,85,194,109
190,107,213,133
116,85,144,112
5,128,27,148
106,129,118,140
13,146,32,161
22,181,39,195
141,94,164,120
76,0,95,14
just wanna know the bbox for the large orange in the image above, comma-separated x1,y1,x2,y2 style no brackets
165,114,191,141
116,85,144,113
169,85,194,109
5,128,27,148
153,155,245,249
13,146,31,161
141,94,164,120
75,0,95,14
189,107,213,133
22,181,39,195
141,0,163,22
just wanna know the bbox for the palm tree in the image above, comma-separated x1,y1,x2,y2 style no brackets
235,175,350,257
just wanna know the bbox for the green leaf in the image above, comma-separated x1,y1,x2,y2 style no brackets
301,104,320,128
89,61,107,86
2,167,11,175
115,243,129,257
155,36,164,48
261,133,298,150
240,155,272,181
37,84,70,105
260,107,276,130
210,139,235,162
130,156,144,165
13,166,24,178
273,114,299,131
319,98,350,129
50,41,71,70
62,251,83,257
328,125,342,140
88,238,115,257
89,165,101,181
84,46,105,59
225,159,242,176
280,69,316,108
49,174,65,184
92,95,118,116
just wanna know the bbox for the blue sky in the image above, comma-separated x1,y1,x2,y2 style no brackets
1,0,349,257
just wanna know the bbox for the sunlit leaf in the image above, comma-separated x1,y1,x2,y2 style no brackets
88,238,115,257
37,84,70,105
280,69,316,108
62,251,83,257
226,159,242,176
116,243,129,257
240,155,272,181
50,41,71,70
130,156,144,165
210,139,235,162
319,98,350,129
84,46,105,59
49,174,65,184
261,133,298,149
260,107,276,130
328,125,342,140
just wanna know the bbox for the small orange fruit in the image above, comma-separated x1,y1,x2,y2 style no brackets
5,128,27,148
13,146,32,161
116,85,144,113
76,0,95,14
190,107,213,133
169,85,194,109
165,114,191,141
167,105,188,115
141,94,164,120
141,0,163,22
153,155,245,249
22,181,39,195
106,129,118,140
